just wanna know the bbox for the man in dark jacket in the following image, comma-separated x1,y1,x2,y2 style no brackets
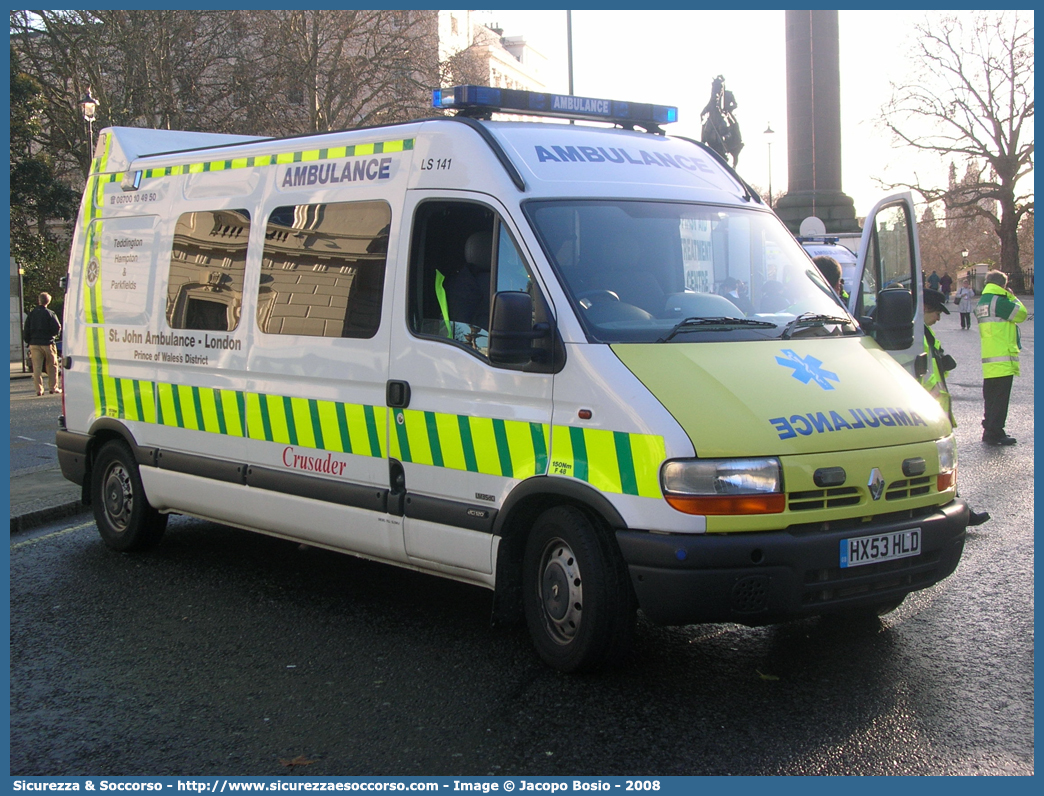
23,292,62,396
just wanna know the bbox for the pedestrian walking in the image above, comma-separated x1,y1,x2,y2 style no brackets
939,272,952,297
22,292,62,396
976,270,1027,445
954,278,976,330
928,270,941,291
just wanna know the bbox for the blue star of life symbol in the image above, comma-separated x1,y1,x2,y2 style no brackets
775,349,840,390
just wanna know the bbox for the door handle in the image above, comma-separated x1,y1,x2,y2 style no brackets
386,379,411,408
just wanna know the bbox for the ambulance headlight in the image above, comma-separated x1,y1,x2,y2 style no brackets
936,434,957,491
661,458,784,515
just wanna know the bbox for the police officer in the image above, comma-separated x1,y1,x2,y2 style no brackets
921,288,956,427
976,270,1027,445
922,288,990,527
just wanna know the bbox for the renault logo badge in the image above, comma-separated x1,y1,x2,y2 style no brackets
868,468,885,501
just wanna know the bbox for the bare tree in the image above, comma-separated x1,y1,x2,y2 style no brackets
247,10,439,134
880,11,1033,289
10,10,252,178
10,9,443,179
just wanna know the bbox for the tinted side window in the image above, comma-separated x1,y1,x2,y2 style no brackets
167,209,250,331
407,200,558,371
407,201,496,354
258,201,391,338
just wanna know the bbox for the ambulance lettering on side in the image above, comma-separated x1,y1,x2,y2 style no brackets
56,85,970,673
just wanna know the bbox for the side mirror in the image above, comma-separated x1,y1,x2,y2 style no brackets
489,291,547,366
873,287,915,350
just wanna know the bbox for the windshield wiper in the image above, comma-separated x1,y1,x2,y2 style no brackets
659,316,778,343
781,313,854,340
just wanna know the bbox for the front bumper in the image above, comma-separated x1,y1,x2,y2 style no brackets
616,499,968,625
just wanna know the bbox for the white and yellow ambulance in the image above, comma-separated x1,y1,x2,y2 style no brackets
57,86,968,672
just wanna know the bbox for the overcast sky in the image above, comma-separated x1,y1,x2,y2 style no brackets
478,9,953,219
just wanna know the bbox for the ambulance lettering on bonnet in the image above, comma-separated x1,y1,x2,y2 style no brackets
56,85,970,673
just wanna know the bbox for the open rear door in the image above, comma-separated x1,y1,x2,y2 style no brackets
849,192,923,374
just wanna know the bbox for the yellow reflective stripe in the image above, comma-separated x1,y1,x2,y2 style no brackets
288,396,316,448
316,400,345,453
550,426,575,478
349,403,381,457
583,428,624,494
131,139,413,182
467,416,502,476
177,385,200,430
157,383,177,426
504,419,539,477
434,412,468,470
398,409,431,466
265,394,291,443
219,389,245,437
198,388,222,434
245,392,265,440
627,433,666,498
138,381,158,424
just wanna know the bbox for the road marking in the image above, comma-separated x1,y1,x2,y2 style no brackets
16,436,35,441
11,520,95,551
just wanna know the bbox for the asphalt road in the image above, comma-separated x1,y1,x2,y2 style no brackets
9,304,1034,776
9,376,63,474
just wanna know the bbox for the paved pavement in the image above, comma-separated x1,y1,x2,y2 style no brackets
9,362,88,533
9,294,1032,534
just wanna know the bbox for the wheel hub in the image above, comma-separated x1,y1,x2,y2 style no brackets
539,540,583,644
103,465,133,532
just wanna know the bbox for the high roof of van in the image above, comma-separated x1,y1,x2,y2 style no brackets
99,115,757,208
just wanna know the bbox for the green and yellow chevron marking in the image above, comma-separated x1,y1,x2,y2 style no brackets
92,376,157,423
136,138,415,181
550,425,664,498
80,133,118,419
389,407,662,498
87,367,664,499
389,408,551,480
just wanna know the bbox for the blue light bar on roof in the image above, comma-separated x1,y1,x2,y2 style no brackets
432,85,678,129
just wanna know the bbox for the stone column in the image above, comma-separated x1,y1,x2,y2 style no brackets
774,9,860,234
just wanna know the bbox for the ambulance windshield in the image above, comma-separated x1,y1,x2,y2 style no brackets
526,200,859,344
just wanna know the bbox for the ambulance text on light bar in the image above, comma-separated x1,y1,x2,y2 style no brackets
432,85,678,130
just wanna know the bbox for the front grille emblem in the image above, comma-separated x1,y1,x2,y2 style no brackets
868,468,885,501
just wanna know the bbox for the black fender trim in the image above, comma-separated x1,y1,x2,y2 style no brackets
490,476,631,626
159,449,246,485
492,476,628,537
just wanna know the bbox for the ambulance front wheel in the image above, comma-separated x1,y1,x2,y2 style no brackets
522,506,636,673
91,439,168,552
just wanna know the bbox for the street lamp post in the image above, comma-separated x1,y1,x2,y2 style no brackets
763,122,775,207
80,88,100,161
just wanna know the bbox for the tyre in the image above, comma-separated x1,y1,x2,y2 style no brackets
522,506,636,673
92,439,167,552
